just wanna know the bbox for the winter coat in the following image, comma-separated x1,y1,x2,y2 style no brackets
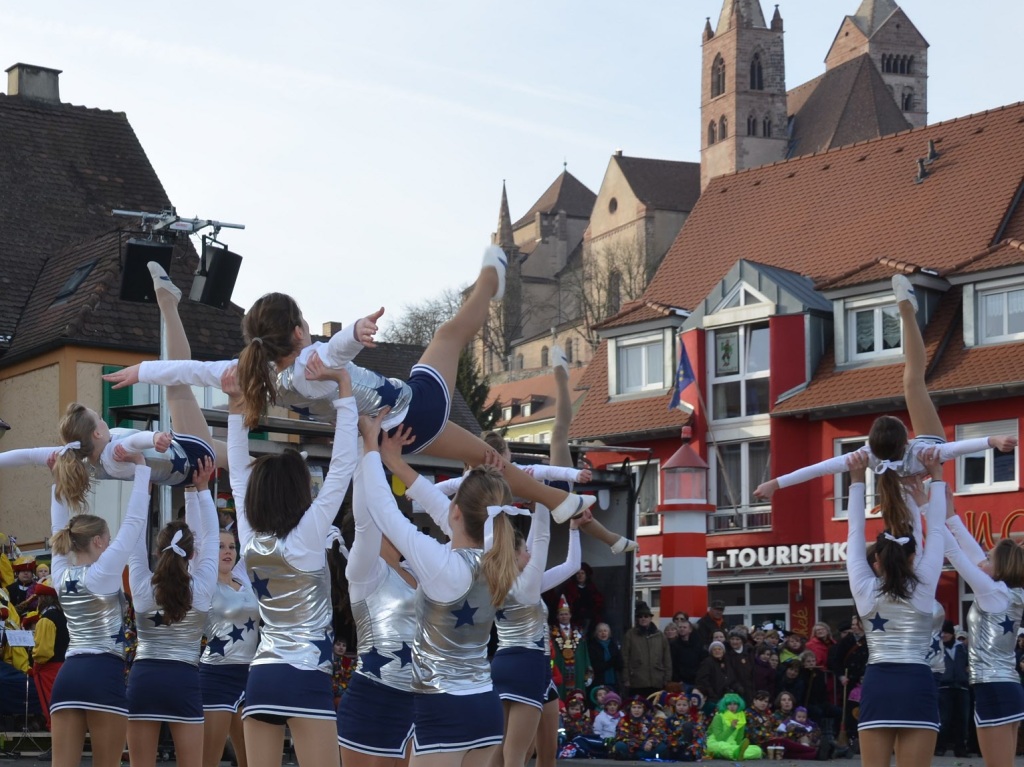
621,623,671,691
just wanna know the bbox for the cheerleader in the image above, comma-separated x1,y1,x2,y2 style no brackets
756,275,1016,537
103,249,594,525
846,448,944,767
126,456,218,767
941,483,1024,767
48,457,150,767
3,266,223,512
361,412,520,766
335,449,418,766
225,360,357,767
200,527,260,767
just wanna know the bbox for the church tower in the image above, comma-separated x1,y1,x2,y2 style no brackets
700,0,789,190
825,0,928,127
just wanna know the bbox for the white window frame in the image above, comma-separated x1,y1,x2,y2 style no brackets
833,437,880,520
537,431,550,444
708,439,772,531
976,277,1024,345
614,332,666,395
502,406,512,422
520,402,532,418
955,419,1019,494
706,322,771,423
707,582,789,631
611,459,661,536
845,295,903,360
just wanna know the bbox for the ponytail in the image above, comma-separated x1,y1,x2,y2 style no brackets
876,470,912,539
151,520,194,624
454,464,517,607
50,514,108,556
54,403,98,512
238,293,306,429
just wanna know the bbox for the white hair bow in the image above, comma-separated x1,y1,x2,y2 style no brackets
57,441,81,456
873,459,902,474
883,531,910,545
484,505,532,552
162,529,187,557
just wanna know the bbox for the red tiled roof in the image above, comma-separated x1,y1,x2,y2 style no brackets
487,367,586,428
943,239,1024,278
594,300,678,330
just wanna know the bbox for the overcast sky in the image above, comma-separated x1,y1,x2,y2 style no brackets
3,1,1021,336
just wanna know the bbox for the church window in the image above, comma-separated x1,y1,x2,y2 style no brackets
881,54,891,73
541,346,549,368
763,116,772,138
516,354,524,371
747,115,757,136
902,89,914,111
607,270,622,316
565,339,574,363
750,53,764,91
711,54,726,98
898,56,907,74
708,121,717,145
719,116,728,140
907,56,914,74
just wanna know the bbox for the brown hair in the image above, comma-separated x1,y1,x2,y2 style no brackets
873,530,919,600
54,403,98,512
50,514,108,556
481,430,509,457
244,449,313,538
152,520,195,625
237,293,305,429
868,416,913,537
453,464,518,606
991,537,1024,588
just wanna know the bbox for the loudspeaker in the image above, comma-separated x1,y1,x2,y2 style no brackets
120,239,174,303
190,243,242,310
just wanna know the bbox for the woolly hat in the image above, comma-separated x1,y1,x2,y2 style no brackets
627,694,650,710
708,640,726,653
566,688,586,705
718,692,746,711
589,685,610,706
603,692,622,708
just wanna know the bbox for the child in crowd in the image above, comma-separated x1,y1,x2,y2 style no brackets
706,693,763,760
744,690,776,752
561,689,593,743
613,695,666,760
775,706,822,749
589,685,610,718
330,638,353,710
662,693,705,762
593,691,623,740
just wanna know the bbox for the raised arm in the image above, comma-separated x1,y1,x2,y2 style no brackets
943,525,1009,613
0,447,56,469
187,458,221,612
542,520,582,593
319,309,383,368
102,359,236,390
49,486,72,585
384,425,453,538
347,457,389,602
127,484,157,613
910,450,946,611
513,503,550,601
433,475,464,499
844,452,876,616
88,463,152,594
934,435,1017,462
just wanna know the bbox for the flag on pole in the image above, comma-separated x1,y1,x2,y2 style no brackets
669,342,696,412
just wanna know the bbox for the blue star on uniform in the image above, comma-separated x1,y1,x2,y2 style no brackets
64,579,79,595
451,599,478,628
228,624,246,644
148,611,166,627
110,625,127,647
534,638,546,650
495,609,507,621
313,630,334,666
207,635,229,656
930,636,942,654
291,405,312,418
360,647,394,678
170,450,189,476
250,571,272,600
868,612,888,632
374,383,399,409
1000,615,1016,635
244,617,256,633
394,642,413,668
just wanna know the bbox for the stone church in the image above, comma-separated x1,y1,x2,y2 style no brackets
484,0,928,394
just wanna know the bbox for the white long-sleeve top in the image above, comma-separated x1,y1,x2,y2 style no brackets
347,458,411,603
847,480,946,617
434,463,584,498
943,516,1010,614
1,430,160,480
777,438,992,489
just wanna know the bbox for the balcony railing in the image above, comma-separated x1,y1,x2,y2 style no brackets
707,506,773,533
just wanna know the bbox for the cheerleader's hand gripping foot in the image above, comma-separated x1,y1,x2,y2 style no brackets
482,245,508,301
551,492,596,524
148,261,181,302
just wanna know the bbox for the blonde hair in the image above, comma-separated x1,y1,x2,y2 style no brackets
54,403,98,512
50,514,108,556
237,293,305,429
453,465,518,606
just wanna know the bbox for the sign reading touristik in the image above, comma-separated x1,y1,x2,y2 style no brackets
706,542,848,570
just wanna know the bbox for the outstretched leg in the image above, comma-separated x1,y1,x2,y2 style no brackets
418,247,505,396
893,275,943,439
151,263,228,467
549,345,635,553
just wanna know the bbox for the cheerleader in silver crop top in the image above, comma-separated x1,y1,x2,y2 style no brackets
200,529,260,767
845,449,944,765
941,488,1024,763
362,416,520,761
48,463,150,767
104,249,597,528
125,457,219,766
336,450,420,762
226,359,357,767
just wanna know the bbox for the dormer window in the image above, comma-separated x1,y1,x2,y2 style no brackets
708,323,770,420
502,406,512,422
616,333,665,394
846,295,902,359
978,280,1024,344
520,402,532,418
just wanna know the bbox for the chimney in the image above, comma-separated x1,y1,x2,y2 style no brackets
914,158,929,184
6,63,62,103
322,321,342,337
925,139,940,165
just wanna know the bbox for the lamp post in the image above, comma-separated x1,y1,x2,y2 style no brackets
657,427,715,620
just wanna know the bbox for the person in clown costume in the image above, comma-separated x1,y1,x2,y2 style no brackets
706,693,764,760
552,594,591,699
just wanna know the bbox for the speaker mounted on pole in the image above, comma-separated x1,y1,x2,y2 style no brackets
119,238,174,303
190,239,242,310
